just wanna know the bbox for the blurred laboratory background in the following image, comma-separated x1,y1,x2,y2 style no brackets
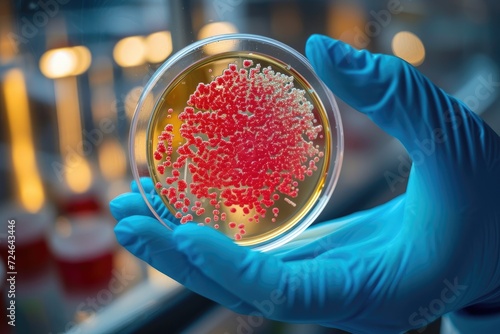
1,0,499,333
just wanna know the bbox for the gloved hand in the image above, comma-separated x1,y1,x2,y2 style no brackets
110,35,500,333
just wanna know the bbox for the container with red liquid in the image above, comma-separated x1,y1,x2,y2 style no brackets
49,214,115,289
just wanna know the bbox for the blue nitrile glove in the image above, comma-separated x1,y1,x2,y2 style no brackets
110,35,500,334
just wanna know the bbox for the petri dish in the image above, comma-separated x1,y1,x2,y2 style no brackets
130,34,343,252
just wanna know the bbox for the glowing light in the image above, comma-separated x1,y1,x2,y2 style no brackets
3,69,45,213
145,31,173,63
54,77,93,193
98,139,127,181
63,154,93,193
392,31,426,66
113,36,147,67
72,46,92,76
40,49,75,78
197,22,239,55
40,46,92,79
197,22,238,40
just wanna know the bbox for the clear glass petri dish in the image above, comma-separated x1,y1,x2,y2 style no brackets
130,33,343,252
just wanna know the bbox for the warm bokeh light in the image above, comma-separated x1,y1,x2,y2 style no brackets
98,139,127,181
3,69,45,213
40,46,92,79
72,46,93,76
40,48,76,78
113,36,147,67
113,31,173,66
145,31,173,63
64,155,93,193
198,22,239,55
197,21,238,40
392,31,426,66
54,77,93,193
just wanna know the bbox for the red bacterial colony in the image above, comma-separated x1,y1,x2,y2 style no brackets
154,59,324,240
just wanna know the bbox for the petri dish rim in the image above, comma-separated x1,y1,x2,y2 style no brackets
129,33,344,252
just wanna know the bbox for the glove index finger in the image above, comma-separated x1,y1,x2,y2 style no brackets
110,192,157,221
305,34,461,159
114,216,257,314
173,224,291,315
173,224,357,323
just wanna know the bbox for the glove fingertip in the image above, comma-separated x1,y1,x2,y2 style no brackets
306,35,359,70
130,179,138,192
109,193,136,220
130,177,155,193
114,218,139,248
115,215,174,253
